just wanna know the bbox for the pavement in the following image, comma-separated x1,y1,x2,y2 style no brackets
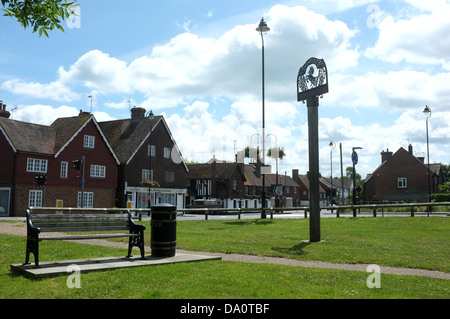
11,253,222,278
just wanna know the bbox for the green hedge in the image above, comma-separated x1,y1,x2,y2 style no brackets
431,193,450,202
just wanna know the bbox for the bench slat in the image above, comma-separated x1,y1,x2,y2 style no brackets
40,233,139,241
30,214,128,222
31,214,131,232
34,222,129,230
38,225,131,233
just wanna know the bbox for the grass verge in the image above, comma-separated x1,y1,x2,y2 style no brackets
0,217,449,299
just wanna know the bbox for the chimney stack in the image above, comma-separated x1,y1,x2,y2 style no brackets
292,169,299,182
381,149,393,163
0,101,11,118
131,107,146,122
408,144,413,155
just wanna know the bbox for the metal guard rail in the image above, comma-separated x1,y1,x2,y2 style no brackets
28,202,450,220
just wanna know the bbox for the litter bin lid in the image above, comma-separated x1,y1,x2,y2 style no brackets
151,203,176,211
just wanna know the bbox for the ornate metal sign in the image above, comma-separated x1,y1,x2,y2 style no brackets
297,57,329,102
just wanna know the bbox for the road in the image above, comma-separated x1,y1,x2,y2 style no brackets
1,209,446,222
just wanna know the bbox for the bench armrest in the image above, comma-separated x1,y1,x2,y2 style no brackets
126,210,146,232
26,209,41,237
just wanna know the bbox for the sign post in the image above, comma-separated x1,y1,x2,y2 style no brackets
297,57,329,242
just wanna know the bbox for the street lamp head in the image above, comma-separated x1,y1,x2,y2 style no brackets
147,110,154,120
423,105,431,118
329,141,335,148
256,17,270,34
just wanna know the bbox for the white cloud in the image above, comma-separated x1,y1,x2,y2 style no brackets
326,70,450,111
2,4,359,111
1,79,79,102
14,105,79,125
58,50,131,94
365,1,450,68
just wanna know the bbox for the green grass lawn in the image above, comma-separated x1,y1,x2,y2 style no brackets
175,217,450,272
0,217,449,299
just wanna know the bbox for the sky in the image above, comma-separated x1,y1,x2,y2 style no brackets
1,0,449,180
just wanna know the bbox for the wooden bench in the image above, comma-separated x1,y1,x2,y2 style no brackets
24,209,146,267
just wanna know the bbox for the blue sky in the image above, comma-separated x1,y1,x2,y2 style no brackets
1,0,450,179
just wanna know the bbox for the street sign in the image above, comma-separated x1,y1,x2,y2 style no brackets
273,185,283,196
352,151,358,165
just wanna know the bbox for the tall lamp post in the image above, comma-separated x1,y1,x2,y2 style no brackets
147,110,154,211
256,17,270,219
352,146,362,217
423,105,431,216
87,95,93,113
329,141,336,208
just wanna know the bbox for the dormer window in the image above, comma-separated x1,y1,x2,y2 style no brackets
84,135,95,148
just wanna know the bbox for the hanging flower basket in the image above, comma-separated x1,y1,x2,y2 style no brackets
244,146,260,159
267,147,286,160
140,180,160,188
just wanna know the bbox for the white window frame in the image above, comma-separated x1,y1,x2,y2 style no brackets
142,169,153,181
398,177,407,189
233,179,237,191
90,165,106,178
163,147,171,159
84,135,95,148
60,161,68,178
165,171,175,184
0,187,11,215
78,192,94,208
27,158,48,173
148,144,155,157
29,190,43,207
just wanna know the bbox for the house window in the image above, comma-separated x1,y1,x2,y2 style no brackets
164,147,171,159
78,192,94,208
142,169,153,181
245,186,249,195
233,180,237,190
29,190,43,207
148,144,155,157
398,177,407,188
165,171,174,184
84,135,95,148
90,165,106,178
0,188,11,215
160,193,176,205
27,158,48,173
60,161,68,178
294,187,297,194
286,186,290,194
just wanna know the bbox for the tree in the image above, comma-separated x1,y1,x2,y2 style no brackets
1,0,78,37
345,166,361,181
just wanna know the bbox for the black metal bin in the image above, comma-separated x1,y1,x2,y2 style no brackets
151,203,177,257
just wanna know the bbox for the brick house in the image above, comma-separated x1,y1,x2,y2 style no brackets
292,170,327,206
186,158,301,208
0,110,119,217
186,158,247,208
99,107,188,210
364,145,444,202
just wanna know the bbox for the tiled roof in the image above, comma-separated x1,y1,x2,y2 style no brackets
98,116,161,164
50,114,92,151
0,117,56,154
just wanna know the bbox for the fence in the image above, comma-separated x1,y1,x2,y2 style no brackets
178,201,450,220
28,202,450,220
